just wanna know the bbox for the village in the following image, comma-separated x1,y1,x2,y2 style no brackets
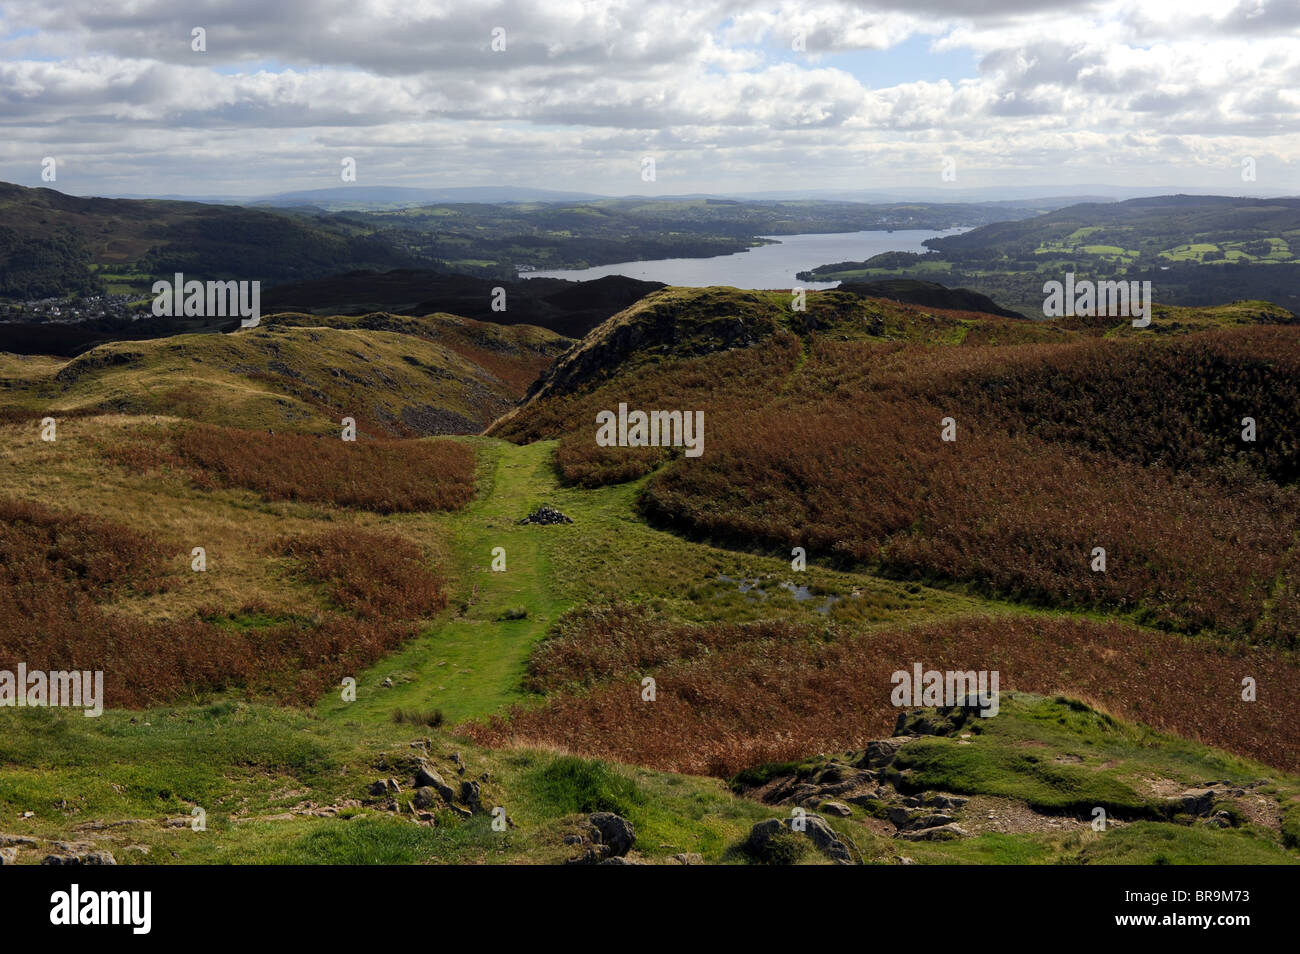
0,292,140,323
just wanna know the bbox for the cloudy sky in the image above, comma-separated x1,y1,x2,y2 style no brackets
2,0,1297,198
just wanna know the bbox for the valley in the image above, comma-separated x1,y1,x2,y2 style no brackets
2,281,1298,865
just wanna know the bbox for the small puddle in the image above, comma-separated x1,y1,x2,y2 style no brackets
716,575,841,613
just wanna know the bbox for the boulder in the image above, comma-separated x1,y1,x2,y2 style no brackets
746,814,853,865
1176,790,1217,817
900,823,968,842
590,812,636,857
414,762,456,803
460,780,483,813
855,737,912,769
922,793,968,810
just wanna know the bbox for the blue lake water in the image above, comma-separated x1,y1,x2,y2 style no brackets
521,228,967,289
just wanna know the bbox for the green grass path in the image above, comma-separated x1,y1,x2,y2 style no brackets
318,439,566,726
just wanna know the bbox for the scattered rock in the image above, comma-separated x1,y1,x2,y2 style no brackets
820,801,852,817
42,850,117,865
0,847,17,865
73,819,147,831
0,834,38,848
519,505,573,526
413,787,437,810
670,852,703,865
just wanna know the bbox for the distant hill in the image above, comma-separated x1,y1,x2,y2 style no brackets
836,279,1022,318
798,194,1300,316
261,270,667,339
0,181,435,301
251,185,609,209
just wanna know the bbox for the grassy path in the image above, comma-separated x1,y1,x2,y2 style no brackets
318,439,567,726
319,435,999,731
319,434,1198,733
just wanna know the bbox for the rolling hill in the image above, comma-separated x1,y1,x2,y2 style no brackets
0,314,572,436
798,195,1300,316
0,181,434,301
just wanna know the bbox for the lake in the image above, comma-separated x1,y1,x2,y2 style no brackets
521,228,967,289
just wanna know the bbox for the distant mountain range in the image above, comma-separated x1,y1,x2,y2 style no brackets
84,183,1299,210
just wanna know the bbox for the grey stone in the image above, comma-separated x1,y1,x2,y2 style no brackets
1176,790,1216,817
414,762,456,803
856,736,911,769
900,823,968,842
590,812,636,857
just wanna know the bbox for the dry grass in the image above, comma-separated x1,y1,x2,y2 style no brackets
502,325,1300,641
465,604,1300,776
0,496,450,707
101,423,476,514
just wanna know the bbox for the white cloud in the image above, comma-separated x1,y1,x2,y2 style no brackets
0,0,1295,194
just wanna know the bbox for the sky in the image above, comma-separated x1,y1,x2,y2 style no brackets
1,0,1298,198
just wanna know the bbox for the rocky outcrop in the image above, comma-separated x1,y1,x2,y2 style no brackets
564,812,637,864
734,715,976,847
366,747,497,825
745,814,855,865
